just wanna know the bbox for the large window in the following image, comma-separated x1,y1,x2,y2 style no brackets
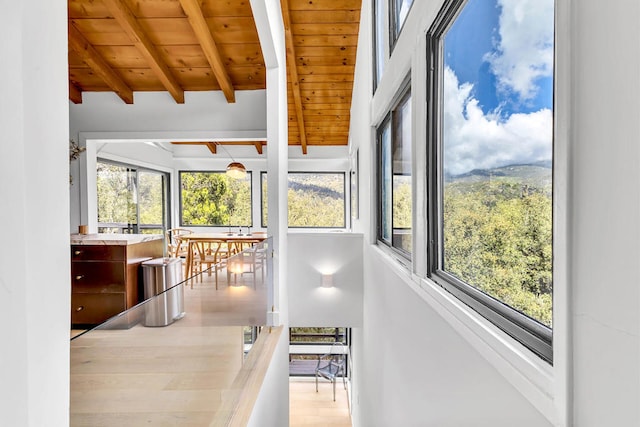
261,172,346,229
96,160,169,234
289,172,346,228
377,84,412,257
428,0,554,361
179,171,252,227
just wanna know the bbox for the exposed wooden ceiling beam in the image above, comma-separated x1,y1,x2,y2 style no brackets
205,142,217,154
69,83,83,104
68,23,134,104
171,141,266,154
102,0,185,104
281,0,308,155
179,0,236,103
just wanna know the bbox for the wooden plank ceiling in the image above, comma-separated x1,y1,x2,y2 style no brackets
68,0,361,153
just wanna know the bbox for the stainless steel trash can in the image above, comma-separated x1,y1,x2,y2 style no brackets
141,258,185,327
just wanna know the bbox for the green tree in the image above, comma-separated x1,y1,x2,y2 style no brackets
288,173,345,227
181,172,251,226
443,179,553,326
138,171,164,226
96,163,135,225
393,178,412,229
263,173,346,228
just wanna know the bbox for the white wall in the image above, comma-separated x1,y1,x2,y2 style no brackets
69,90,267,139
0,1,70,425
288,233,363,327
359,247,551,427
98,142,175,170
570,1,640,425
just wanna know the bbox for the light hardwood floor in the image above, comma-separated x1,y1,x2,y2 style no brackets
290,379,352,426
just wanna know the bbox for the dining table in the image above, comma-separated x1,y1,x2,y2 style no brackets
183,232,267,280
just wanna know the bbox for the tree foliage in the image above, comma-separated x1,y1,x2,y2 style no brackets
96,163,135,224
96,162,167,233
393,177,412,229
443,179,552,326
392,177,412,253
262,173,346,228
180,172,251,226
138,171,164,225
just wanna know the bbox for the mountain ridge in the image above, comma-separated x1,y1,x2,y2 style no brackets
446,161,552,188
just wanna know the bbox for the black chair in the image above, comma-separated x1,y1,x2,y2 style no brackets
315,342,347,401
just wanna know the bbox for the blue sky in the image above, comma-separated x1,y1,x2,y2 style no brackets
445,0,501,113
442,0,554,175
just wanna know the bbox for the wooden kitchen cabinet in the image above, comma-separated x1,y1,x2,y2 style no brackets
70,235,163,326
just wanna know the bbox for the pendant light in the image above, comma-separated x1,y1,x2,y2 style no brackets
216,142,247,179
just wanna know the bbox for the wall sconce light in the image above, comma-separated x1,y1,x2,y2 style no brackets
321,273,334,288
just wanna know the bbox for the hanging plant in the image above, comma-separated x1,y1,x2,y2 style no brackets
69,139,85,185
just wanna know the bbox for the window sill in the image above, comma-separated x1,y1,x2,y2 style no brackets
287,228,349,234
370,245,560,425
374,241,412,270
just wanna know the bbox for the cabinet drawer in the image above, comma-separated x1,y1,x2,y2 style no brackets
71,245,126,261
71,261,126,292
71,293,126,325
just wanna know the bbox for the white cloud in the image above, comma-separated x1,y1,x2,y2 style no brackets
443,67,552,176
484,0,554,101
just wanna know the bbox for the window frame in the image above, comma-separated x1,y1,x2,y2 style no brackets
376,79,412,260
425,0,553,363
372,0,386,93
96,158,170,234
178,170,254,228
389,0,414,51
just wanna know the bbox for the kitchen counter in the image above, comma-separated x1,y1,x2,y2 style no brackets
70,233,164,326
70,233,164,245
